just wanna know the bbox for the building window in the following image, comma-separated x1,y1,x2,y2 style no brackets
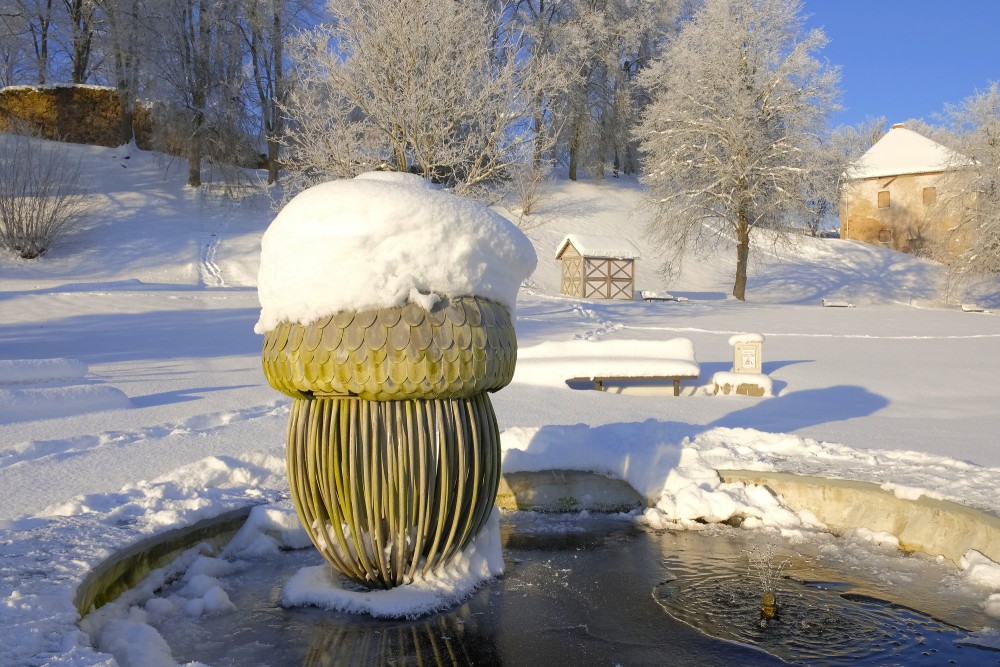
878,227,893,243
877,190,890,208
923,187,937,206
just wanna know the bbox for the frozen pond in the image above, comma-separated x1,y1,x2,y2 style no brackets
145,514,999,666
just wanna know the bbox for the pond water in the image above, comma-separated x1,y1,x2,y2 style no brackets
153,513,1000,666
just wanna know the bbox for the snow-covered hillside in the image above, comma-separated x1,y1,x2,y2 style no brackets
2,136,982,307
4,139,1000,665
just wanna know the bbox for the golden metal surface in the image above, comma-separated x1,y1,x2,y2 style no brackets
286,394,500,589
262,296,516,400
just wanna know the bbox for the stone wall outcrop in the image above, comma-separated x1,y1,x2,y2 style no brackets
0,84,151,148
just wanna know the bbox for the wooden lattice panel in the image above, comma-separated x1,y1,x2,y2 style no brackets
584,258,634,300
561,256,584,296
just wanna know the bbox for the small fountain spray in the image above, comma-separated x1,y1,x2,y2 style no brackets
744,544,790,621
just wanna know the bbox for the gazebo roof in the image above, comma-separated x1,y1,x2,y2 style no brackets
555,234,641,260
846,124,970,180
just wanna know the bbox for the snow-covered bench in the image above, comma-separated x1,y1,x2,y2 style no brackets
516,338,700,396
640,290,688,302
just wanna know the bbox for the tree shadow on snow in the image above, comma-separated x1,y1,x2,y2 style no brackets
506,385,887,482
130,385,259,408
0,307,262,364
709,385,889,433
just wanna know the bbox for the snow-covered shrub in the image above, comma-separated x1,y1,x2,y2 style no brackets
0,133,92,258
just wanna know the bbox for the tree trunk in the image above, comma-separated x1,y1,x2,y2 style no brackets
568,113,581,181
188,110,204,187
531,93,545,170
733,219,750,301
116,88,134,146
266,135,280,185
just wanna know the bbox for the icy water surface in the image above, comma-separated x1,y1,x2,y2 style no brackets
155,514,1000,666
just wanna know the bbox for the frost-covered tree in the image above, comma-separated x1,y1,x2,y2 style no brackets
235,0,318,185
0,0,97,84
149,0,249,187
281,0,536,196
800,115,885,237
635,0,838,300
508,0,570,173
511,0,682,181
938,82,1000,287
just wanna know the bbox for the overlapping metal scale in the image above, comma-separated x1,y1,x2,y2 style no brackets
262,296,516,400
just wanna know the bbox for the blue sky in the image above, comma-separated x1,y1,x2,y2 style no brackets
803,2,1000,129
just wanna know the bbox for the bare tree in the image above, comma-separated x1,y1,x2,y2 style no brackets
94,0,145,144
8,0,55,83
148,0,248,187
235,0,318,185
62,0,98,82
280,0,538,196
0,1,34,85
0,133,91,258
634,0,838,300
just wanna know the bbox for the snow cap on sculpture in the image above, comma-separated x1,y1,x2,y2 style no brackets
255,172,537,334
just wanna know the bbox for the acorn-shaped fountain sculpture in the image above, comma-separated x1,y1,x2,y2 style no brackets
255,173,536,589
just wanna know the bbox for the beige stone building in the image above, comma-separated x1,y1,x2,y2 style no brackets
839,123,969,255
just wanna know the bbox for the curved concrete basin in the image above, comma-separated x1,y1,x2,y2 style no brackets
75,507,252,617
719,469,1000,567
77,469,1000,618
498,468,1000,569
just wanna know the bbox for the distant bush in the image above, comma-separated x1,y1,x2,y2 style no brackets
0,133,92,259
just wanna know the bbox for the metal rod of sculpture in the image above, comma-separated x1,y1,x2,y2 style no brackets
262,296,516,589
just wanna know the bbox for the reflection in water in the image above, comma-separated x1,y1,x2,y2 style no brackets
151,516,998,666
652,529,996,666
303,606,499,666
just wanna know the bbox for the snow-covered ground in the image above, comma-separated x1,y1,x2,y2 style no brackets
3,139,1000,665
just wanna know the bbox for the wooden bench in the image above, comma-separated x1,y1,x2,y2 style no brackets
517,338,700,396
591,374,697,396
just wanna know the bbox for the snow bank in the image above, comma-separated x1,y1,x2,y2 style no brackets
0,358,131,424
0,385,130,423
0,358,88,384
501,424,818,535
2,453,288,666
255,173,537,333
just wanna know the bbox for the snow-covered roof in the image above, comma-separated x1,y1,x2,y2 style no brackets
845,124,969,180
555,233,641,260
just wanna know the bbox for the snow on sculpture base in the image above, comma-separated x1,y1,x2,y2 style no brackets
280,509,504,619
285,393,501,589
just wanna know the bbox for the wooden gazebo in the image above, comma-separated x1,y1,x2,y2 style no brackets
555,234,641,300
